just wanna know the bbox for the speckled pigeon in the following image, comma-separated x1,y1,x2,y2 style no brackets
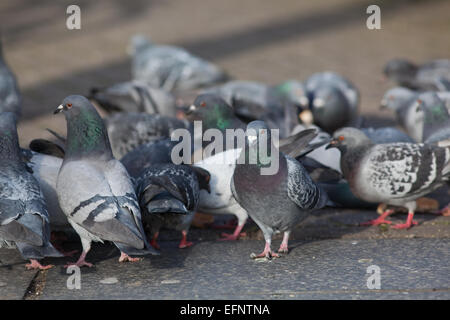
89,80,177,117
54,95,158,267
298,72,360,133
384,58,450,91
0,112,62,269
231,121,329,258
105,112,192,158
135,163,210,249
328,127,450,229
0,42,21,118
129,34,228,91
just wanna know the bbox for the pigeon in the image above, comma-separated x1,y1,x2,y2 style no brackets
231,121,329,258
0,42,21,118
384,58,450,91
135,163,210,249
120,138,178,178
416,92,450,143
298,72,360,133
361,127,415,144
105,112,192,158
89,80,177,117
0,112,62,269
327,127,450,229
129,34,228,91
54,95,158,267
272,80,309,110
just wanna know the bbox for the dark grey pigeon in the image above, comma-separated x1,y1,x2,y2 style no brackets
417,92,450,144
129,34,228,91
361,127,414,144
89,80,177,117
54,95,158,267
105,112,192,158
135,163,210,249
0,42,21,117
0,112,62,269
120,138,179,178
299,72,359,133
384,58,450,91
328,127,450,229
231,121,328,258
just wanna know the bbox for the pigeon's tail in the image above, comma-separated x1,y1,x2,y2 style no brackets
146,194,189,215
114,241,159,256
15,241,63,260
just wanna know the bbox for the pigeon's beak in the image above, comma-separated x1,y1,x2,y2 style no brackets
53,104,64,114
380,99,387,110
299,109,313,125
326,138,340,149
185,104,196,115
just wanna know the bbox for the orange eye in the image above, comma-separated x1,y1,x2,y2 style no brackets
338,135,345,141
200,101,206,107
67,103,72,108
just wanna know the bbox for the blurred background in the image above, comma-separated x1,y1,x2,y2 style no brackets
1,0,449,146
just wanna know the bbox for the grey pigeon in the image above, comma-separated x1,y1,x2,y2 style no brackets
384,58,450,91
129,34,228,91
361,127,414,144
327,127,450,229
416,92,450,143
0,112,62,269
89,80,177,117
231,121,328,258
121,138,178,178
135,163,210,249
54,95,158,267
105,112,192,158
0,43,21,117
298,72,360,133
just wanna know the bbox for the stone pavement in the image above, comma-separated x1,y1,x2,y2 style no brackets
0,0,449,300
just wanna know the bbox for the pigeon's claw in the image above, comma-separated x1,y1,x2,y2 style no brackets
391,212,418,229
150,232,160,250
219,224,246,241
119,252,142,263
251,242,279,259
64,251,93,268
179,230,193,249
278,243,289,254
360,209,394,226
26,259,54,270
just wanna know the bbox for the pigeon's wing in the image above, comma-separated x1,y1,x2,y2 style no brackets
362,143,450,198
285,156,328,210
278,128,318,158
57,160,144,248
29,139,65,158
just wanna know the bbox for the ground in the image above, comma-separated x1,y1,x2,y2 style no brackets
0,0,449,300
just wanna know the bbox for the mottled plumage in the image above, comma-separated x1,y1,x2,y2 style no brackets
0,112,61,269
0,43,21,118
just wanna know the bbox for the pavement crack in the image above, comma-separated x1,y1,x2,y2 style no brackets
22,270,48,300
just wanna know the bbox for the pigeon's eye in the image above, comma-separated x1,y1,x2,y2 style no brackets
338,135,345,141
66,103,72,108
200,102,206,107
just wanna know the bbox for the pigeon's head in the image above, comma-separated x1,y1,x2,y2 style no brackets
245,120,272,147
327,127,372,152
54,95,96,118
275,80,309,108
383,58,418,82
127,34,152,56
380,87,416,111
416,92,449,125
186,94,234,124
309,86,349,133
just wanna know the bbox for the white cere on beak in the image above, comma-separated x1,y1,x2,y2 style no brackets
189,105,196,112
299,109,314,125
313,98,325,108
299,96,309,106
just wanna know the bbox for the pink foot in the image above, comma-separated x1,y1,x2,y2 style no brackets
251,242,279,259
360,209,394,226
440,205,450,216
119,252,142,263
25,259,54,270
391,212,418,229
64,252,93,268
219,224,246,241
150,232,160,250
179,231,193,248
278,243,289,254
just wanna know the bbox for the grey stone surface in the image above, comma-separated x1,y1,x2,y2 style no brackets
33,238,449,300
0,249,37,300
